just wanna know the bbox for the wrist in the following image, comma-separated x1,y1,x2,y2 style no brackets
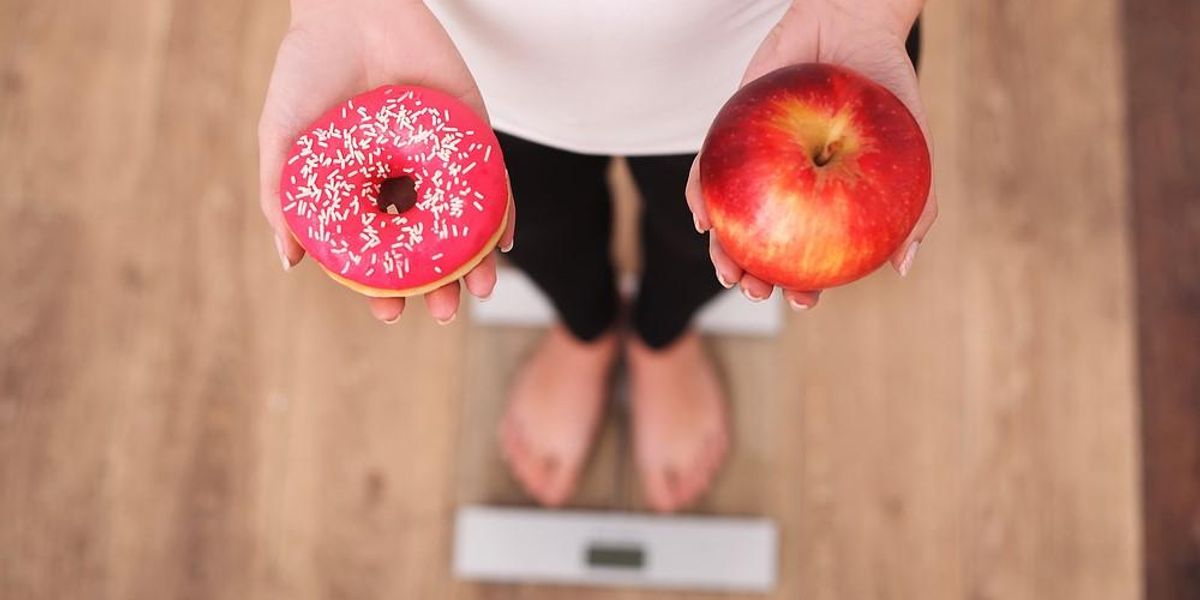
789,0,921,41
290,0,423,24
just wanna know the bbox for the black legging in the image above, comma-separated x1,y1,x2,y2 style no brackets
500,22,921,350
500,133,720,349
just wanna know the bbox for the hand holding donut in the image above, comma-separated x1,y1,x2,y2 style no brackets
685,0,936,311
258,0,515,324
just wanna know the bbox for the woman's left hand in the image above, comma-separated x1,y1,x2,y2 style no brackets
684,0,936,311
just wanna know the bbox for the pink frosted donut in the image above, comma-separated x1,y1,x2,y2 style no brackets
280,85,509,297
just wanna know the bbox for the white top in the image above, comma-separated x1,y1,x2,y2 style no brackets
427,0,791,155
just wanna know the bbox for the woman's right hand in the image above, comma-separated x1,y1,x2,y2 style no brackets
258,0,515,324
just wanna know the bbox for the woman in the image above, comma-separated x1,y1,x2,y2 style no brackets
258,0,937,512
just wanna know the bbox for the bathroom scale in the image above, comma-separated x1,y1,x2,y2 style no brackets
453,505,778,592
471,266,783,336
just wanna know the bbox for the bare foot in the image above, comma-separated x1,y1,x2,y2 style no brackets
628,331,729,513
500,325,617,507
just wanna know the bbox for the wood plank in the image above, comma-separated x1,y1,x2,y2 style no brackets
953,0,1141,597
1124,0,1200,597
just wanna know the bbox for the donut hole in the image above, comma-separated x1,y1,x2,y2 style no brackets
376,176,418,215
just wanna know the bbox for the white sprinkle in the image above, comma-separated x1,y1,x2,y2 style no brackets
472,201,484,211
462,162,476,174
287,155,300,165
434,266,442,274
431,253,443,261
484,146,491,162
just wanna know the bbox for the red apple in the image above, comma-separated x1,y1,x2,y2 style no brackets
699,63,931,290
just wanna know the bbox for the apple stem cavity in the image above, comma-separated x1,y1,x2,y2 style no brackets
814,140,841,167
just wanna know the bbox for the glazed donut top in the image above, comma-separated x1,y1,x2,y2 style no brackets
280,85,508,292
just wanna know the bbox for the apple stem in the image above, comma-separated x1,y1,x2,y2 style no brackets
814,140,840,167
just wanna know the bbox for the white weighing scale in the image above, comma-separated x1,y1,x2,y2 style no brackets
459,266,782,593
472,266,784,336
454,506,778,592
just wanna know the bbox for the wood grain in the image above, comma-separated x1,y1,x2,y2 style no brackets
1124,0,1200,597
0,0,1144,599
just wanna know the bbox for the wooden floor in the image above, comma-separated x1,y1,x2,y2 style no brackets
0,0,1146,598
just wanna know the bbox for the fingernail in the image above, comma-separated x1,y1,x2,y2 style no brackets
382,313,402,325
898,241,921,277
715,269,734,289
500,240,514,253
788,297,810,311
477,290,493,303
436,312,457,325
274,235,292,272
693,214,707,234
741,286,765,303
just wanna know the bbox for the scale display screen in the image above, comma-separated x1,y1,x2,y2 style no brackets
586,543,645,569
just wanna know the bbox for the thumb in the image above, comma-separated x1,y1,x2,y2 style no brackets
258,113,305,271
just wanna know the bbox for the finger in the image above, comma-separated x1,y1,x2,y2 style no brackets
424,280,462,324
738,273,774,303
369,297,406,324
890,186,938,276
258,116,306,270
684,155,711,233
463,252,498,300
783,289,821,311
498,182,516,253
708,235,742,289
841,45,935,278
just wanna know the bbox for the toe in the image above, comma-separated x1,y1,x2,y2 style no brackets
502,425,543,499
641,464,678,513
501,416,528,458
537,455,575,507
674,462,709,511
705,430,729,474
665,466,698,512
498,417,522,463
513,456,545,502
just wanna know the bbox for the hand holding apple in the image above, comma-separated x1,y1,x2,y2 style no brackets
685,0,936,310
700,63,930,291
